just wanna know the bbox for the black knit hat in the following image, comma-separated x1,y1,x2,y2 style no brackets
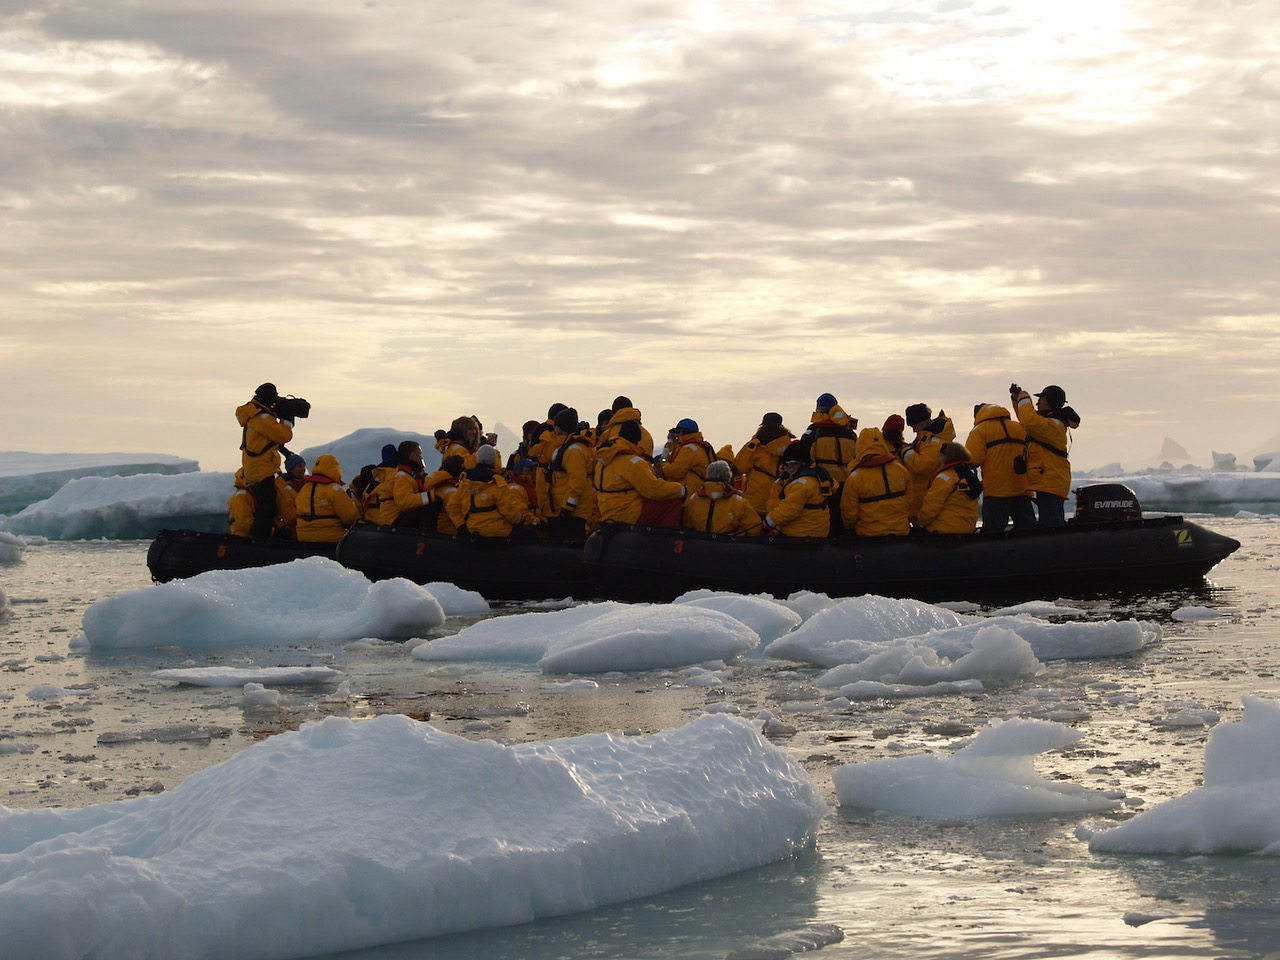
905,403,931,426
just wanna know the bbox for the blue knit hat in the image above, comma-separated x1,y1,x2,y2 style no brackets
816,393,837,410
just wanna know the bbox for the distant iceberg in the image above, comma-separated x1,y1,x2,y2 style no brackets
0,451,198,515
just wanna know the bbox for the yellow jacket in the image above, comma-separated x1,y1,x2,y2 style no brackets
765,470,831,538
918,462,980,534
275,475,302,537
594,439,686,525
382,467,431,525
682,481,762,535
966,404,1030,499
296,455,361,542
452,468,529,537
235,399,293,484
1013,392,1079,499
544,433,599,525
664,432,714,484
361,464,400,525
902,415,955,521
840,429,910,536
733,428,794,513
598,408,655,457
425,471,461,534
228,472,255,538
802,405,857,483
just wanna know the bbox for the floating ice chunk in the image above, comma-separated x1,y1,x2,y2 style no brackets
26,685,90,701
151,666,340,687
765,595,976,667
674,592,802,642
1172,605,1223,622
241,683,281,709
834,679,984,700
1091,697,1280,855
726,922,845,959
0,714,824,959
417,603,759,674
74,557,445,649
833,718,1121,817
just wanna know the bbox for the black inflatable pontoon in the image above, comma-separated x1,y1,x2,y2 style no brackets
146,529,336,583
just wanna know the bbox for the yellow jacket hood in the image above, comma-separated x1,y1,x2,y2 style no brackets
313,454,343,483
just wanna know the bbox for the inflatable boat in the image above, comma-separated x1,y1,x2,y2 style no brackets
147,486,1239,602
581,512,1240,602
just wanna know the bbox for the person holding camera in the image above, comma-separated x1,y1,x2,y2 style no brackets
235,383,297,539
1010,383,1081,527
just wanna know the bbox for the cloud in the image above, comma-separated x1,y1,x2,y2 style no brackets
2,0,1279,471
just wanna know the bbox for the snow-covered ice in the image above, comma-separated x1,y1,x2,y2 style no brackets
72,557,450,649
0,713,825,960
832,717,1123,817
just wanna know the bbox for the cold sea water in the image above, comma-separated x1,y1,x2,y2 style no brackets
3,516,1280,960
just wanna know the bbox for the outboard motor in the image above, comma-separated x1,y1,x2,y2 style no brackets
1073,483,1142,522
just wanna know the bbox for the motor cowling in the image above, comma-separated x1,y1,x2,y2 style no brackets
1073,483,1142,522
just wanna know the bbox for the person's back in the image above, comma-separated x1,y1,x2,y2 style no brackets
682,461,762,535
918,442,981,534
544,408,599,537
296,455,361,542
966,403,1034,534
733,413,794,513
801,394,857,484
597,397,655,457
840,428,910,536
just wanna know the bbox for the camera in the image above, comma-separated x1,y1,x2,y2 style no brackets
274,395,311,421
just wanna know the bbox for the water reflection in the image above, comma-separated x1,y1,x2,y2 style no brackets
313,852,825,960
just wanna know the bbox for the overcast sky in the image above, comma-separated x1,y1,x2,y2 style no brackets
3,0,1278,474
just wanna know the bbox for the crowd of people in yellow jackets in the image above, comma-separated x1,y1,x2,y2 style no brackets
231,384,1081,543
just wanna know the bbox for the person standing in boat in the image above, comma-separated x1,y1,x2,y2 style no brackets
682,460,763,536
901,403,954,525
917,442,982,535
235,383,295,539
733,412,795,515
1010,383,1081,527
296,455,362,542
800,393,858,485
840,427,911,536
966,403,1036,534
594,420,687,526
544,407,599,539
763,443,832,538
